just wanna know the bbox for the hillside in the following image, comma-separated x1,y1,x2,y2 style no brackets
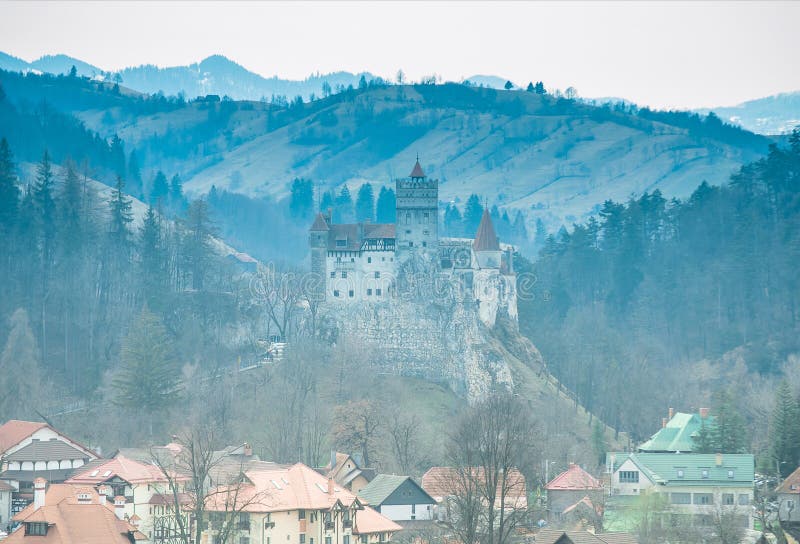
697,91,800,135
0,70,772,233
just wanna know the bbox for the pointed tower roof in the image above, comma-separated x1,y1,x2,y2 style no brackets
310,212,330,231
410,159,425,179
473,209,500,251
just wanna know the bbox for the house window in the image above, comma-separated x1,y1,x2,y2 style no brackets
333,290,340,297
376,289,381,296
701,469,709,479
738,494,750,506
341,271,347,279
693,493,713,505
411,504,416,514
348,290,354,298
299,510,306,520
721,493,734,505
619,471,639,483
241,538,250,544
344,537,350,544
26,523,48,536
300,535,306,544
670,493,691,505
367,289,372,296
325,538,332,544
727,470,735,479
374,271,380,279
379,534,386,543
360,536,368,544
676,469,684,478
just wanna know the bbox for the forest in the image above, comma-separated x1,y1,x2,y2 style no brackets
518,132,800,471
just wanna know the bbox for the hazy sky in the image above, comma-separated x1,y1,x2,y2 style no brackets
1,1,798,109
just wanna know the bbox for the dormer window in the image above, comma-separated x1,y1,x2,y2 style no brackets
701,469,709,479
676,469,685,479
727,470,735,479
25,522,49,536
336,238,347,248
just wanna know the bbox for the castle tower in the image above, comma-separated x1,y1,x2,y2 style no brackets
473,208,502,269
395,158,439,259
308,211,330,301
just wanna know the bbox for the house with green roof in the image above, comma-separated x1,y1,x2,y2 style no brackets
638,409,715,453
605,452,754,529
357,474,436,522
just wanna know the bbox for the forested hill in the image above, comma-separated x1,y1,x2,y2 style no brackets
0,69,773,234
517,132,800,444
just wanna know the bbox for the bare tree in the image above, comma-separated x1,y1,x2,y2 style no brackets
446,392,539,544
388,413,422,474
251,264,303,341
332,400,382,468
754,481,789,544
150,427,268,544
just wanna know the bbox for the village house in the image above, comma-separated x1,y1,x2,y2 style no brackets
606,452,754,528
4,478,145,543
544,463,603,524
65,453,190,541
533,528,639,544
357,474,436,522
638,408,714,453
776,465,800,523
320,452,375,495
0,420,98,516
203,461,401,544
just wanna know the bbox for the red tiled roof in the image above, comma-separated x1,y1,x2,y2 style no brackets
66,454,172,485
410,160,425,178
777,465,800,494
353,504,402,535
421,466,527,507
9,483,145,544
473,209,500,251
545,464,601,491
0,420,47,452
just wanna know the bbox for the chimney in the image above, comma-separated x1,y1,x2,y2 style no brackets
699,407,709,419
114,496,126,520
33,478,46,510
328,477,335,496
244,442,253,457
668,407,674,420
662,417,667,428
716,453,723,467
97,484,110,505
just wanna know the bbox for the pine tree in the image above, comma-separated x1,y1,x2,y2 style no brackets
334,186,354,223
150,170,169,205
709,390,747,453
108,176,134,250
182,199,216,291
769,381,799,477
375,186,396,223
169,174,187,213
289,178,314,219
112,307,181,432
463,194,484,236
0,138,19,232
319,190,335,214
33,150,57,265
526,82,535,93
444,203,463,237
355,183,375,222
140,206,169,308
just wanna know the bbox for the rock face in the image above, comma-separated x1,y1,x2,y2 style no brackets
322,267,532,401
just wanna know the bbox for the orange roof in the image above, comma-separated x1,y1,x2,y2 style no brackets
0,420,47,451
207,462,361,513
9,483,145,544
410,159,425,178
777,465,800,494
66,454,170,485
422,467,526,507
545,464,601,491
473,209,500,252
353,505,402,535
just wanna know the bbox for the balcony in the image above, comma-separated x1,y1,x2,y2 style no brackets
343,520,352,529
324,522,335,531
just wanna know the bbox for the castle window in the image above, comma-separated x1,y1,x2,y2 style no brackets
409,242,414,247
422,242,427,247
367,257,372,263
423,230,429,235
351,258,355,262
333,290,340,297
405,213,411,225
423,212,429,223
336,239,347,248
374,272,380,279
376,289,382,296
367,289,372,296
341,271,347,279
348,290,354,298
330,272,335,278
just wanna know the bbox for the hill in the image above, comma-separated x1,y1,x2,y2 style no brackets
698,91,800,135
0,69,772,234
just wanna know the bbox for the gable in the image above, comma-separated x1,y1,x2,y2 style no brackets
382,479,436,506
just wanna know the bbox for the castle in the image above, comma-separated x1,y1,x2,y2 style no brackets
309,159,517,327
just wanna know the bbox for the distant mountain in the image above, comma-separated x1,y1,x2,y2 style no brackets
700,92,800,135
0,50,375,101
0,69,773,233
